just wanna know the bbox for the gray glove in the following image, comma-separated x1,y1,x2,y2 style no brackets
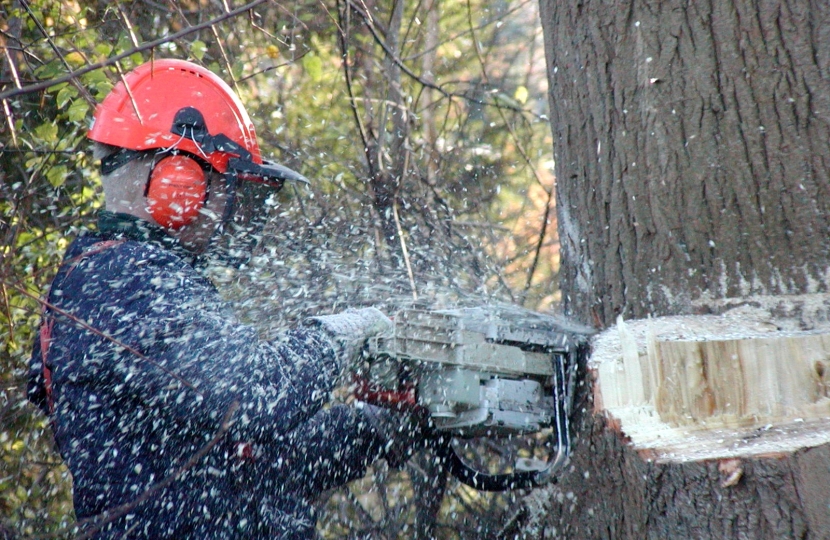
359,402,434,468
306,307,393,371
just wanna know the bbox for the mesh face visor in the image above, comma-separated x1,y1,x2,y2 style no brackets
225,177,279,228
213,175,283,264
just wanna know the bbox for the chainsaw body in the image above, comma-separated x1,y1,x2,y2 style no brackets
360,306,591,491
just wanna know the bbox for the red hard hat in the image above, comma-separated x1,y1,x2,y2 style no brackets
89,59,307,186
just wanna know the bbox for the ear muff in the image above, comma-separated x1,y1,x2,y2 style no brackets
146,154,207,229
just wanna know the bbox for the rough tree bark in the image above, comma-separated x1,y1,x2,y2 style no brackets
522,1,830,538
546,0,830,325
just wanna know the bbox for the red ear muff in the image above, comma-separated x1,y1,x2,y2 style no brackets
146,155,207,229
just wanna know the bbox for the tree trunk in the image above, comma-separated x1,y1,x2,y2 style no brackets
543,0,830,327
524,1,830,538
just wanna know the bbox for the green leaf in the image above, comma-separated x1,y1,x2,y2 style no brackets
66,99,89,123
46,165,68,188
514,85,529,105
94,42,113,58
83,69,109,86
34,62,62,80
302,54,323,82
34,122,58,143
65,52,85,68
56,85,78,109
83,69,113,100
94,81,114,101
191,40,207,61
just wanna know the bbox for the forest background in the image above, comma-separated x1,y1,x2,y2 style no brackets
0,0,559,537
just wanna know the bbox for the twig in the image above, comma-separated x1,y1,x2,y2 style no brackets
8,282,203,396
464,0,553,300
18,0,96,107
0,283,13,345
523,183,554,296
333,0,376,181
2,45,21,146
392,201,418,301
236,52,309,83
113,61,143,125
117,2,140,48
344,0,544,120
0,0,268,101
71,400,240,540
210,0,239,97
1,98,17,147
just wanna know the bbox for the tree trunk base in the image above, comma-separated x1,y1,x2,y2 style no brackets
516,300,830,539
515,413,830,540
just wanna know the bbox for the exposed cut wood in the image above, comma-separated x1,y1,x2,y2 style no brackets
591,302,830,462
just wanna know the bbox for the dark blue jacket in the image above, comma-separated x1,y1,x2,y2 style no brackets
29,212,383,538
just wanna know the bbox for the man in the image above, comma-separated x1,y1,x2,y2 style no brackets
28,59,424,538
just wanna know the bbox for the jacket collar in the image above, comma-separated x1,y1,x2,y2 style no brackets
97,211,194,261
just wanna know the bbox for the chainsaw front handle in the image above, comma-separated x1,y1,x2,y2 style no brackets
434,436,568,491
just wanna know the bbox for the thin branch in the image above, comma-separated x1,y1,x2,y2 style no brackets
211,23,239,96
2,97,17,146
344,0,544,120
523,184,554,295
0,0,268,102
333,0,376,181
465,0,553,300
208,0,239,95
236,51,310,83
18,0,96,107
0,283,14,345
393,201,418,301
2,42,21,145
117,2,140,48
70,400,240,540
113,61,143,124
8,282,204,396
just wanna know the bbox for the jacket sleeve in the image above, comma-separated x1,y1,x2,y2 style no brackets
61,241,344,441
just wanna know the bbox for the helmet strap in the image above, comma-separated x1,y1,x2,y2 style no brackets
221,170,239,225
100,148,146,175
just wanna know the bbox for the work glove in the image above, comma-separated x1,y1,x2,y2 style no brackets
359,402,434,468
306,307,393,373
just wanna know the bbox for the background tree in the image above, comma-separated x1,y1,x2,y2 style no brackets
1,0,555,537
515,0,830,538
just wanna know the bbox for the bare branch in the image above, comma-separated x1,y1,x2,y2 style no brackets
0,0,268,102
70,400,240,540
392,201,418,301
464,0,553,301
8,281,204,396
522,184,554,297
333,0,376,180
344,0,544,120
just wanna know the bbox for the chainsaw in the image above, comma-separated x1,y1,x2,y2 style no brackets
357,306,592,491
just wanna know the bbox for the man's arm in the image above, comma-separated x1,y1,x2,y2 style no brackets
267,404,385,497
60,241,346,440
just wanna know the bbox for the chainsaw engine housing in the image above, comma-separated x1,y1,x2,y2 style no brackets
362,306,592,491
367,307,589,437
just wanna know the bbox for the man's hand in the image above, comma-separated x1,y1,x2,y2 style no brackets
305,307,393,372
359,402,434,468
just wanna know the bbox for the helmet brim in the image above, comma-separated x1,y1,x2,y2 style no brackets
228,157,309,187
